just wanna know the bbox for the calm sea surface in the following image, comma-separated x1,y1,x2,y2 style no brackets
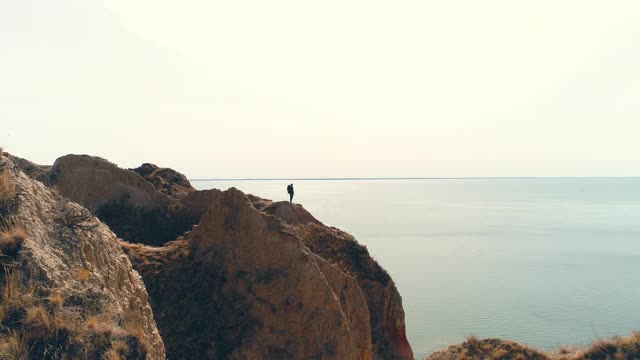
192,178,640,359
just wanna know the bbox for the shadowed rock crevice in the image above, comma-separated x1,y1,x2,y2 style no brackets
92,193,201,246
121,240,257,359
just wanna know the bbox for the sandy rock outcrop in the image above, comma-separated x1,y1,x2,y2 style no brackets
44,155,198,245
249,198,414,360
45,155,169,208
132,163,195,198
0,155,165,359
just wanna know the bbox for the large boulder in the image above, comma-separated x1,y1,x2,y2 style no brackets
0,154,165,359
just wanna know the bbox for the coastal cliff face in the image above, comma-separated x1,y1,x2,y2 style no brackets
123,188,375,359
43,154,413,359
0,154,164,359
191,189,372,358
251,198,414,360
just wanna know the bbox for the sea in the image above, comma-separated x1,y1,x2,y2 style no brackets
192,178,640,359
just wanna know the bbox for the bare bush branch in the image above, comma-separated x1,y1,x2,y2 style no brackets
57,203,99,232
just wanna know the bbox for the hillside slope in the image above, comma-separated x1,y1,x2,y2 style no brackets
0,153,164,359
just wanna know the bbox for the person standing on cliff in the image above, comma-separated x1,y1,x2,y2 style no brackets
287,184,294,203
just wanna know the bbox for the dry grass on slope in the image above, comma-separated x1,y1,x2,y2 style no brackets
0,169,15,204
0,225,26,260
0,168,17,222
1,168,25,262
427,337,549,360
427,334,640,360
555,333,640,360
0,264,148,359
0,222,148,360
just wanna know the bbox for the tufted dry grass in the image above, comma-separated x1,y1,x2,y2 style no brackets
558,333,640,360
426,337,549,360
0,226,26,260
0,263,148,359
426,334,640,360
0,169,15,203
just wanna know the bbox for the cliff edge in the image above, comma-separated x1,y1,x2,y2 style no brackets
251,198,414,360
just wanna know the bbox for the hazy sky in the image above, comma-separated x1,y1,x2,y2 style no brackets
1,0,639,178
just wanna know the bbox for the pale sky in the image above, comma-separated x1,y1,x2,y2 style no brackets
1,0,639,178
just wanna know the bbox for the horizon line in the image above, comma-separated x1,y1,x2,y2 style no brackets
190,176,640,181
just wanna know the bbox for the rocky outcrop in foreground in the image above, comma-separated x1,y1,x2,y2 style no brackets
0,154,164,359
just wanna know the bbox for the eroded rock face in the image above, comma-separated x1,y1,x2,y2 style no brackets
125,188,373,359
249,199,414,360
46,155,169,208
0,155,165,359
45,155,198,246
194,189,372,359
132,163,195,198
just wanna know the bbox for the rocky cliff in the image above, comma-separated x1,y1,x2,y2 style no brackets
250,197,414,360
41,154,413,359
0,153,164,359
5,151,637,360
